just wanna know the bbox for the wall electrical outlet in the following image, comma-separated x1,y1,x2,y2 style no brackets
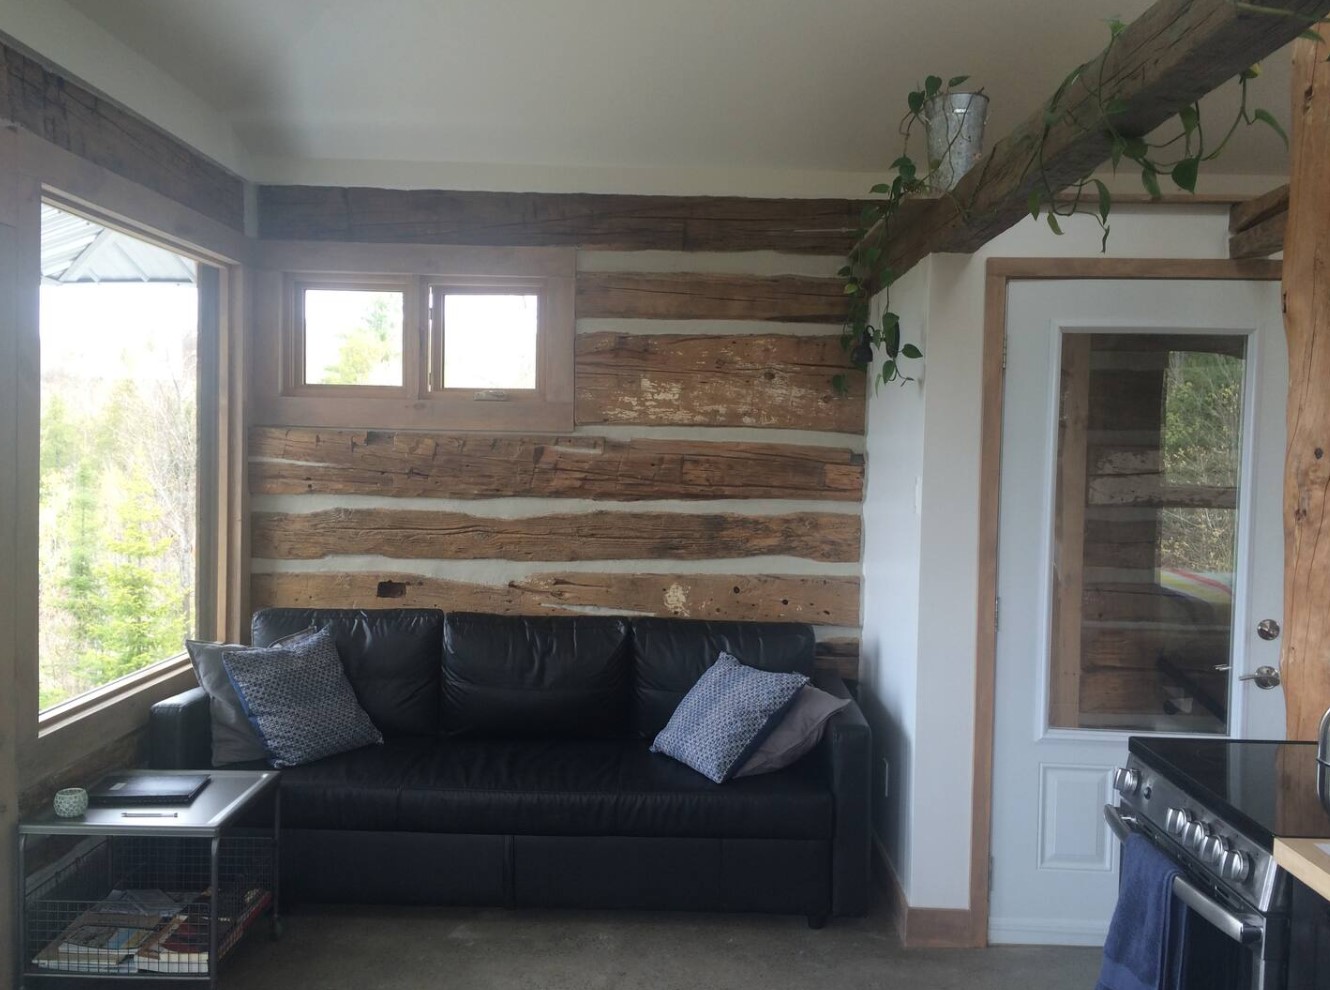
881,757,890,799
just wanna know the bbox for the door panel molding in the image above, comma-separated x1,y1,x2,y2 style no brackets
971,257,1282,946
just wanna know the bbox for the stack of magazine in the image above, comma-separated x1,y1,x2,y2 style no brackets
33,887,271,974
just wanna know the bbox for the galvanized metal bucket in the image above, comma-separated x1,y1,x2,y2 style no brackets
924,92,989,193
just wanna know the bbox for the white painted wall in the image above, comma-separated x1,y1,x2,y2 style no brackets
0,0,248,175
858,259,929,891
861,204,1239,908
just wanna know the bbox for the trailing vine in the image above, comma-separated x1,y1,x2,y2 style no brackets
837,8,1329,396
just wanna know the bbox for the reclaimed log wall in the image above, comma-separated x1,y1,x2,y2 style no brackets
249,245,866,678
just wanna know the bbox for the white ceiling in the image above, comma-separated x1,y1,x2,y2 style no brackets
65,0,1292,187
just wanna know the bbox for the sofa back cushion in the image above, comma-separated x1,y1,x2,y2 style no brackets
251,608,442,737
443,613,630,738
629,618,816,738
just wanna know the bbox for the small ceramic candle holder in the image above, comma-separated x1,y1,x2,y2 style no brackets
53,787,88,818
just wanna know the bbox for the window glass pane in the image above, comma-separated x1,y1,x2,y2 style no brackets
303,289,404,386
1048,333,1245,734
39,205,198,711
442,294,538,390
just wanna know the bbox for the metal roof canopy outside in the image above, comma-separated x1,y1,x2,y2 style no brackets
41,204,196,285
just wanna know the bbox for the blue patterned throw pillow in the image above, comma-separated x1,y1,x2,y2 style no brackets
223,627,383,768
650,652,808,783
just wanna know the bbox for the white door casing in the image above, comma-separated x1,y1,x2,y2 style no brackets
987,278,1287,946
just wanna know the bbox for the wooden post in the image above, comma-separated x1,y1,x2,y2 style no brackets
1282,33,1330,740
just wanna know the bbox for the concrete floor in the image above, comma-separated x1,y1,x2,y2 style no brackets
222,902,1103,990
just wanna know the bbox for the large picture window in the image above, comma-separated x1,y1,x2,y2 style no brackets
38,203,201,711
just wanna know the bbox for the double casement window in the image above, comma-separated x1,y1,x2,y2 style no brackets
255,245,575,431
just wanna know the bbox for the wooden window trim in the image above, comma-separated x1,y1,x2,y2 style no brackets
13,168,247,780
283,273,416,398
252,242,575,432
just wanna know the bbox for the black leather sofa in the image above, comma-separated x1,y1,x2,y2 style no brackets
149,608,871,926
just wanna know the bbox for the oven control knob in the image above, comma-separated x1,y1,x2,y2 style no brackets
1199,833,1228,865
1182,821,1208,851
1165,807,1190,836
1219,849,1252,883
1112,767,1141,796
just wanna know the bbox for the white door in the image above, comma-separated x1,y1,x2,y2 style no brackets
988,279,1287,946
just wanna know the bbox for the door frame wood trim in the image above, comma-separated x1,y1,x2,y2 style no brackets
971,256,1282,946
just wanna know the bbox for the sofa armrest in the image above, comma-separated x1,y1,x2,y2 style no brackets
149,687,212,769
813,671,872,917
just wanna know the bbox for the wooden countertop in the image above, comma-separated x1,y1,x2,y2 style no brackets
1275,837,1330,902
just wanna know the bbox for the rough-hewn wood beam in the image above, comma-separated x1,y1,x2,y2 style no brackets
0,36,244,231
880,0,1329,276
251,508,862,563
257,185,901,254
576,272,849,323
248,427,866,502
1281,34,1330,740
1229,183,1290,258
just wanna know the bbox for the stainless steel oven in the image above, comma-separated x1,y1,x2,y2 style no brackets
1105,801,1284,990
1100,737,1330,990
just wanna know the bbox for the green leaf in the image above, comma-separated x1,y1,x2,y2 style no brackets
1253,108,1288,148
870,183,891,195
948,75,970,88
1124,137,1149,162
885,322,900,358
881,310,901,330
890,156,914,171
1103,98,1128,117
1171,156,1200,193
1046,213,1063,235
1299,29,1324,42
843,282,860,295
1107,17,1126,37
1092,178,1112,223
1178,104,1199,136
908,91,924,114
1140,166,1162,199
901,343,923,360
1028,188,1042,220
881,359,898,383
925,75,942,98
1240,64,1261,81
1110,135,1126,169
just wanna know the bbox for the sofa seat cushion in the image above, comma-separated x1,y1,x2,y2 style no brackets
277,738,832,840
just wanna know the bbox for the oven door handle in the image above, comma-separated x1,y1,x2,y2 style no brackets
1103,805,1263,947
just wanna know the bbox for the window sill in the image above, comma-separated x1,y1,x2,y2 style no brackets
25,655,198,780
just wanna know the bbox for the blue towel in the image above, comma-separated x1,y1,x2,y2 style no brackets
1096,834,1185,990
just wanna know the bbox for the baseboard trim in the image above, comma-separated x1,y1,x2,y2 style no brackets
872,837,980,949
988,917,1108,947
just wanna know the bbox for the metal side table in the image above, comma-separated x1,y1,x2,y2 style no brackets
16,769,280,989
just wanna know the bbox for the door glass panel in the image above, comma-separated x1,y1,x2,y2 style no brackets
1048,332,1245,733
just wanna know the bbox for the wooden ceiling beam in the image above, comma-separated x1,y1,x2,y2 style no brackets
879,0,1330,277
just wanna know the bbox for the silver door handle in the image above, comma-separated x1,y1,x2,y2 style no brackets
1239,665,1282,689
1257,619,1281,641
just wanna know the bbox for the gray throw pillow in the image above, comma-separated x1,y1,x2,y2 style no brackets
733,685,851,778
650,651,807,784
186,627,317,766
223,627,383,769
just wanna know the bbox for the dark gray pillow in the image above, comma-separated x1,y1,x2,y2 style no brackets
186,627,317,766
733,685,851,778
650,652,807,783
223,627,383,769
